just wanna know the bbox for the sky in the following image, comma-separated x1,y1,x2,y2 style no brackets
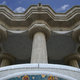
0,0,80,13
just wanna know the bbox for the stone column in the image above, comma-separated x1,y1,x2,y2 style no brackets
0,29,7,42
0,29,9,67
69,59,79,68
79,36,80,41
0,29,7,53
0,53,16,67
64,53,80,68
1,58,11,67
29,24,51,63
72,29,80,43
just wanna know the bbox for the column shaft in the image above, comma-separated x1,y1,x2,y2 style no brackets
0,58,10,67
79,36,80,41
31,32,48,63
69,59,79,68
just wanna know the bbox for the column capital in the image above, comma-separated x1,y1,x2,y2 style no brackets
64,53,80,64
28,23,51,40
0,53,16,64
0,29,7,42
72,29,80,43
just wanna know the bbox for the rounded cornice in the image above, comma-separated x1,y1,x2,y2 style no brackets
0,53,16,64
0,5,80,21
28,23,51,40
0,5,80,30
64,53,80,64
72,29,80,43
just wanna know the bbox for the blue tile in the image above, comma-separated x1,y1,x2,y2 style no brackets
8,75,66,80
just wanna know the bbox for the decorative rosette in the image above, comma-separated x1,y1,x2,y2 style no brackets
48,76,55,80
22,75,29,80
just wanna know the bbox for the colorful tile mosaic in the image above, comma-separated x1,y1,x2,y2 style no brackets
8,75,66,80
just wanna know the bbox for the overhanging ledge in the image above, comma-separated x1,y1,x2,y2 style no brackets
0,5,80,29
0,64,80,80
